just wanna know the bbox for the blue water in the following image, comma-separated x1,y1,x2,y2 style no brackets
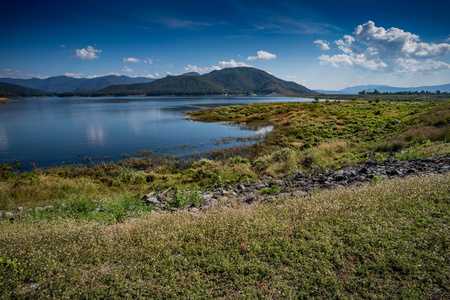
0,96,312,167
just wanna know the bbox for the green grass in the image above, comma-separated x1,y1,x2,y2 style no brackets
1,173,449,298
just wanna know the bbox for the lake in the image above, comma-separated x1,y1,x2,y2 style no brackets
0,96,312,167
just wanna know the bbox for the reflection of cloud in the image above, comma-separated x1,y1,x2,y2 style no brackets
255,126,274,135
86,126,105,145
0,127,8,150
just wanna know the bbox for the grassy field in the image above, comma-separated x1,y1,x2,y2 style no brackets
1,173,449,298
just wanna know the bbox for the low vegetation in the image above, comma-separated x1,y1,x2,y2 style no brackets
1,174,449,298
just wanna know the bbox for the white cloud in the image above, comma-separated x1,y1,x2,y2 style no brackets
184,60,251,74
219,59,252,68
166,72,172,75
319,53,387,71
394,58,450,75
184,65,221,73
144,73,160,78
313,40,330,51
123,57,140,63
143,58,153,64
446,35,450,42
286,75,296,79
317,20,450,75
166,64,173,68
65,72,84,78
354,21,450,59
74,45,101,60
122,66,133,72
86,72,120,79
247,50,277,61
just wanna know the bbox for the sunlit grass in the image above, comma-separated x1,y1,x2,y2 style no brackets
1,173,449,298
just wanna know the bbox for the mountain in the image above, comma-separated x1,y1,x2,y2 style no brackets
61,67,316,97
0,75,155,93
316,83,450,94
0,82,52,97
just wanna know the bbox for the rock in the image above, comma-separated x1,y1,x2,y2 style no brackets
237,184,246,192
202,193,214,200
45,205,54,212
295,171,304,178
388,169,402,176
157,194,170,202
201,199,219,207
29,283,40,291
190,208,199,213
359,167,368,174
291,190,308,197
144,197,160,205
333,173,347,181
406,168,416,174
17,207,23,212
245,197,256,205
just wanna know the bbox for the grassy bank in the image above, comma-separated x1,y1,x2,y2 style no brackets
0,97,12,102
1,173,449,298
1,99,449,211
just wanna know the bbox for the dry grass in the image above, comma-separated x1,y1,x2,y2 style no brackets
1,173,449,298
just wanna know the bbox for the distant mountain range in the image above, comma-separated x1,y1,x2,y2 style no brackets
0,75,155,93
0,82,53,97
315,84,450,94
60,67,316,97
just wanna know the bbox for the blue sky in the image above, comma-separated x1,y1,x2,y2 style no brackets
1,0,449,90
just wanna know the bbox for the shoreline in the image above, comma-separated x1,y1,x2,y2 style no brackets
0,97,12,102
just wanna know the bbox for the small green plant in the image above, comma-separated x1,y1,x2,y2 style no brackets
260,184,281,195
370,174,385,184
65,195,96,215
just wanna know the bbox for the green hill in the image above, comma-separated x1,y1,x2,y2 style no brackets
0,82,51,97
0,75,155,93
60,67,316,97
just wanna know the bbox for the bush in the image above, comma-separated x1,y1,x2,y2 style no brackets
65,195,96,215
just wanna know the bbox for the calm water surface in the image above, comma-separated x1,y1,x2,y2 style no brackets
0,96,312,167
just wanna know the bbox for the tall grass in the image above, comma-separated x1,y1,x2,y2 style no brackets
1,173,449,298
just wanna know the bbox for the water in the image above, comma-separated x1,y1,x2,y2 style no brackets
0,96,312,167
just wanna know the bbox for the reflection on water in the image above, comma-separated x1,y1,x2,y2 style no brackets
0,96,312,166
0,127,8,151
86,126,105,145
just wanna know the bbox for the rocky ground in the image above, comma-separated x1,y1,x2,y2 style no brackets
143,155,450,212
3,156,449,220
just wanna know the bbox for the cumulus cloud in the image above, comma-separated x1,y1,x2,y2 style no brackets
124,57,140,63
144,73,160,78
317,20,450,75
354,21,450,59
65,72,84,78
247,50,277,61
122,66,133,72
313,40,330,51
394,58,450,75
74,46,101,60
184,60,251,74
219,59,252,67
184,65,221,73
86,72,120,79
